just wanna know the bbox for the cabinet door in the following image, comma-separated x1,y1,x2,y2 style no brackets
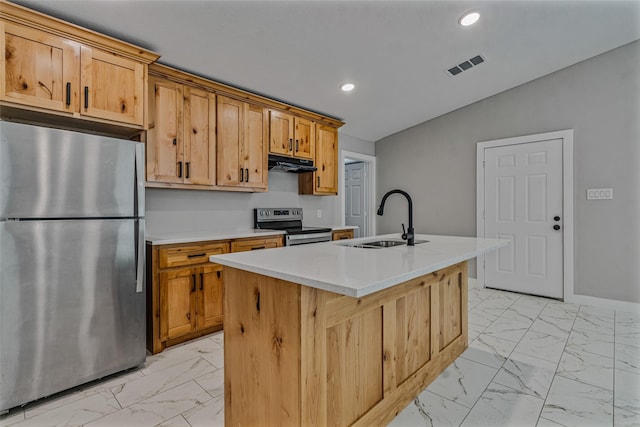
294,117,314,159
198,265,224,329
243,103,268,189
146,77,184,183
184,87,215,185
1,22,78,113
80,46,145,126
160,268,196,341
216,95,243,186
314,124,338,194
269,110,294,156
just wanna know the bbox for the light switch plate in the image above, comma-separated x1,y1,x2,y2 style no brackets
587,188,614,200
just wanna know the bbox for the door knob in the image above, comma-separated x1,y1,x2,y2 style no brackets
553,225,561,231
553,216,561,221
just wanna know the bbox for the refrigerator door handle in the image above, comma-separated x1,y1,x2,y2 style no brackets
135,219,145,293
135,143,145,217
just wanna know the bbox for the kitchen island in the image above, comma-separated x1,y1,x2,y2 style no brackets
210,234,507,427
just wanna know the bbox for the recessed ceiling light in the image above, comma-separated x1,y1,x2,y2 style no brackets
459,11,480,27
340,83,355,92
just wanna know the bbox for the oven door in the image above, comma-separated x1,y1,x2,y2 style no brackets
286,232,333,246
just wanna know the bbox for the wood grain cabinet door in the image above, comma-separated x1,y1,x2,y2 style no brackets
1,22,79,113
80,46,144,126
314,124,338,194
216,95,243,186
160,268,197,341
293,117,314,159
269,110,294,156
198,265,224,330
243,103,268,189
183,87,216,185
146,77,184,183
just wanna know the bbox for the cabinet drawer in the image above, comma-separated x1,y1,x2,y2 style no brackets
332,230,354,240
231,236,283,252
159,242,229,268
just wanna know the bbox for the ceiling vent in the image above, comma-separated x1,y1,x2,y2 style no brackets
447,54,485,76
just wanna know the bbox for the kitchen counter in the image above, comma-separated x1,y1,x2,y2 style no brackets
210,233,507,297
145,229,285,245
218,233,507,426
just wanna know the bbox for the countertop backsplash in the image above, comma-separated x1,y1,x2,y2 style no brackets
146,172,339,235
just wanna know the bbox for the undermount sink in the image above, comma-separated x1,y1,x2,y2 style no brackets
341,239,429,249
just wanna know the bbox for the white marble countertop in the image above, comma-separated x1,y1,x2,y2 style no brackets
146,229,285,245
329,225,358,231
210,233,508,297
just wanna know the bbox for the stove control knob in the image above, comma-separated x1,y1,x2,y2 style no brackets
259,210,265,216
265,211,270,216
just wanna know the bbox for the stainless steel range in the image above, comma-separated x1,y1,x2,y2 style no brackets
254,208,332,246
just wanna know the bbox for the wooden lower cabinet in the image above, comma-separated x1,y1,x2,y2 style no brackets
332,229,354,240
147,235,284,354
159,264,223,342
224,261,468,426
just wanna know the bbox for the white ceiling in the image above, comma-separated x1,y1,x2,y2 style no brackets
15,0,640,142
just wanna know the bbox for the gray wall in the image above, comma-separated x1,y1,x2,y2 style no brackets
146,131,374,235
376,40,640,303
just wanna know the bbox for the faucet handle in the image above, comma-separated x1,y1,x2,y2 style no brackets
401,223,408,240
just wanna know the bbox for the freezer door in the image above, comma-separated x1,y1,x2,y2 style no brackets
0,121,138,219
0,219,145,411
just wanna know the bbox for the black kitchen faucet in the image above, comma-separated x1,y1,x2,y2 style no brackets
377,189,415,246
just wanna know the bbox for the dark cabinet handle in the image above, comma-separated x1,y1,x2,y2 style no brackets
553,225,561,231
216,271,221,279
200,273,203,291
66,82,71,106
185,162,190,179
245,168,249,182
84,86,88,109
250,246,266,250
317,176,320,187
554,216,561,221
172,138,177,146
192,274,196,293
339,236,349,240
295,139,299,152
240,168,244,183
288,138,293,151
187,253,206,258
178,162,183,178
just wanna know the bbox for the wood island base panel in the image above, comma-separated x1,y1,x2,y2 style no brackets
223,261,468,427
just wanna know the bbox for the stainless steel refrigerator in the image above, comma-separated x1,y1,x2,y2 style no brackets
0,121,146,413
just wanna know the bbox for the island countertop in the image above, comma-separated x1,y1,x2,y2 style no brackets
210,233,508,297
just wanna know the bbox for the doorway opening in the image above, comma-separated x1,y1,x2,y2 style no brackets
340,150,376,238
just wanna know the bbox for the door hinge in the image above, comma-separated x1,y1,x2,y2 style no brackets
482,160,486,168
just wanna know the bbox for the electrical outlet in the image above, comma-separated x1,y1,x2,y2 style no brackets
587,188,614,200
317,209,322,218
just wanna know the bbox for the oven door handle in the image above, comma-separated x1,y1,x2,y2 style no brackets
286,232,333,246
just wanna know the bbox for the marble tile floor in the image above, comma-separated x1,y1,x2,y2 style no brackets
1,287,638,427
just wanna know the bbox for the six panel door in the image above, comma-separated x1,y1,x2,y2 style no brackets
483,139,563,298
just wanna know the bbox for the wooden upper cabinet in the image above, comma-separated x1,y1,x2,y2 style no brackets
183,87,216,185
294,117,314,159
1,22,79,113
80,46,145,126
217,95,267,190
269,110,314,159
0,2,158,129
146,74,216,187
147,77,183,183
300,124,338,195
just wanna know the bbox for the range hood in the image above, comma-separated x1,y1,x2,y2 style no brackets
268,154,316,173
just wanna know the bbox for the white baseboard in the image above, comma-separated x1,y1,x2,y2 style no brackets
567,294,640,314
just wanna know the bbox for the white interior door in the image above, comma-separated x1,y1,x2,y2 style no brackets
483,138,564,298
345,162,366,237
